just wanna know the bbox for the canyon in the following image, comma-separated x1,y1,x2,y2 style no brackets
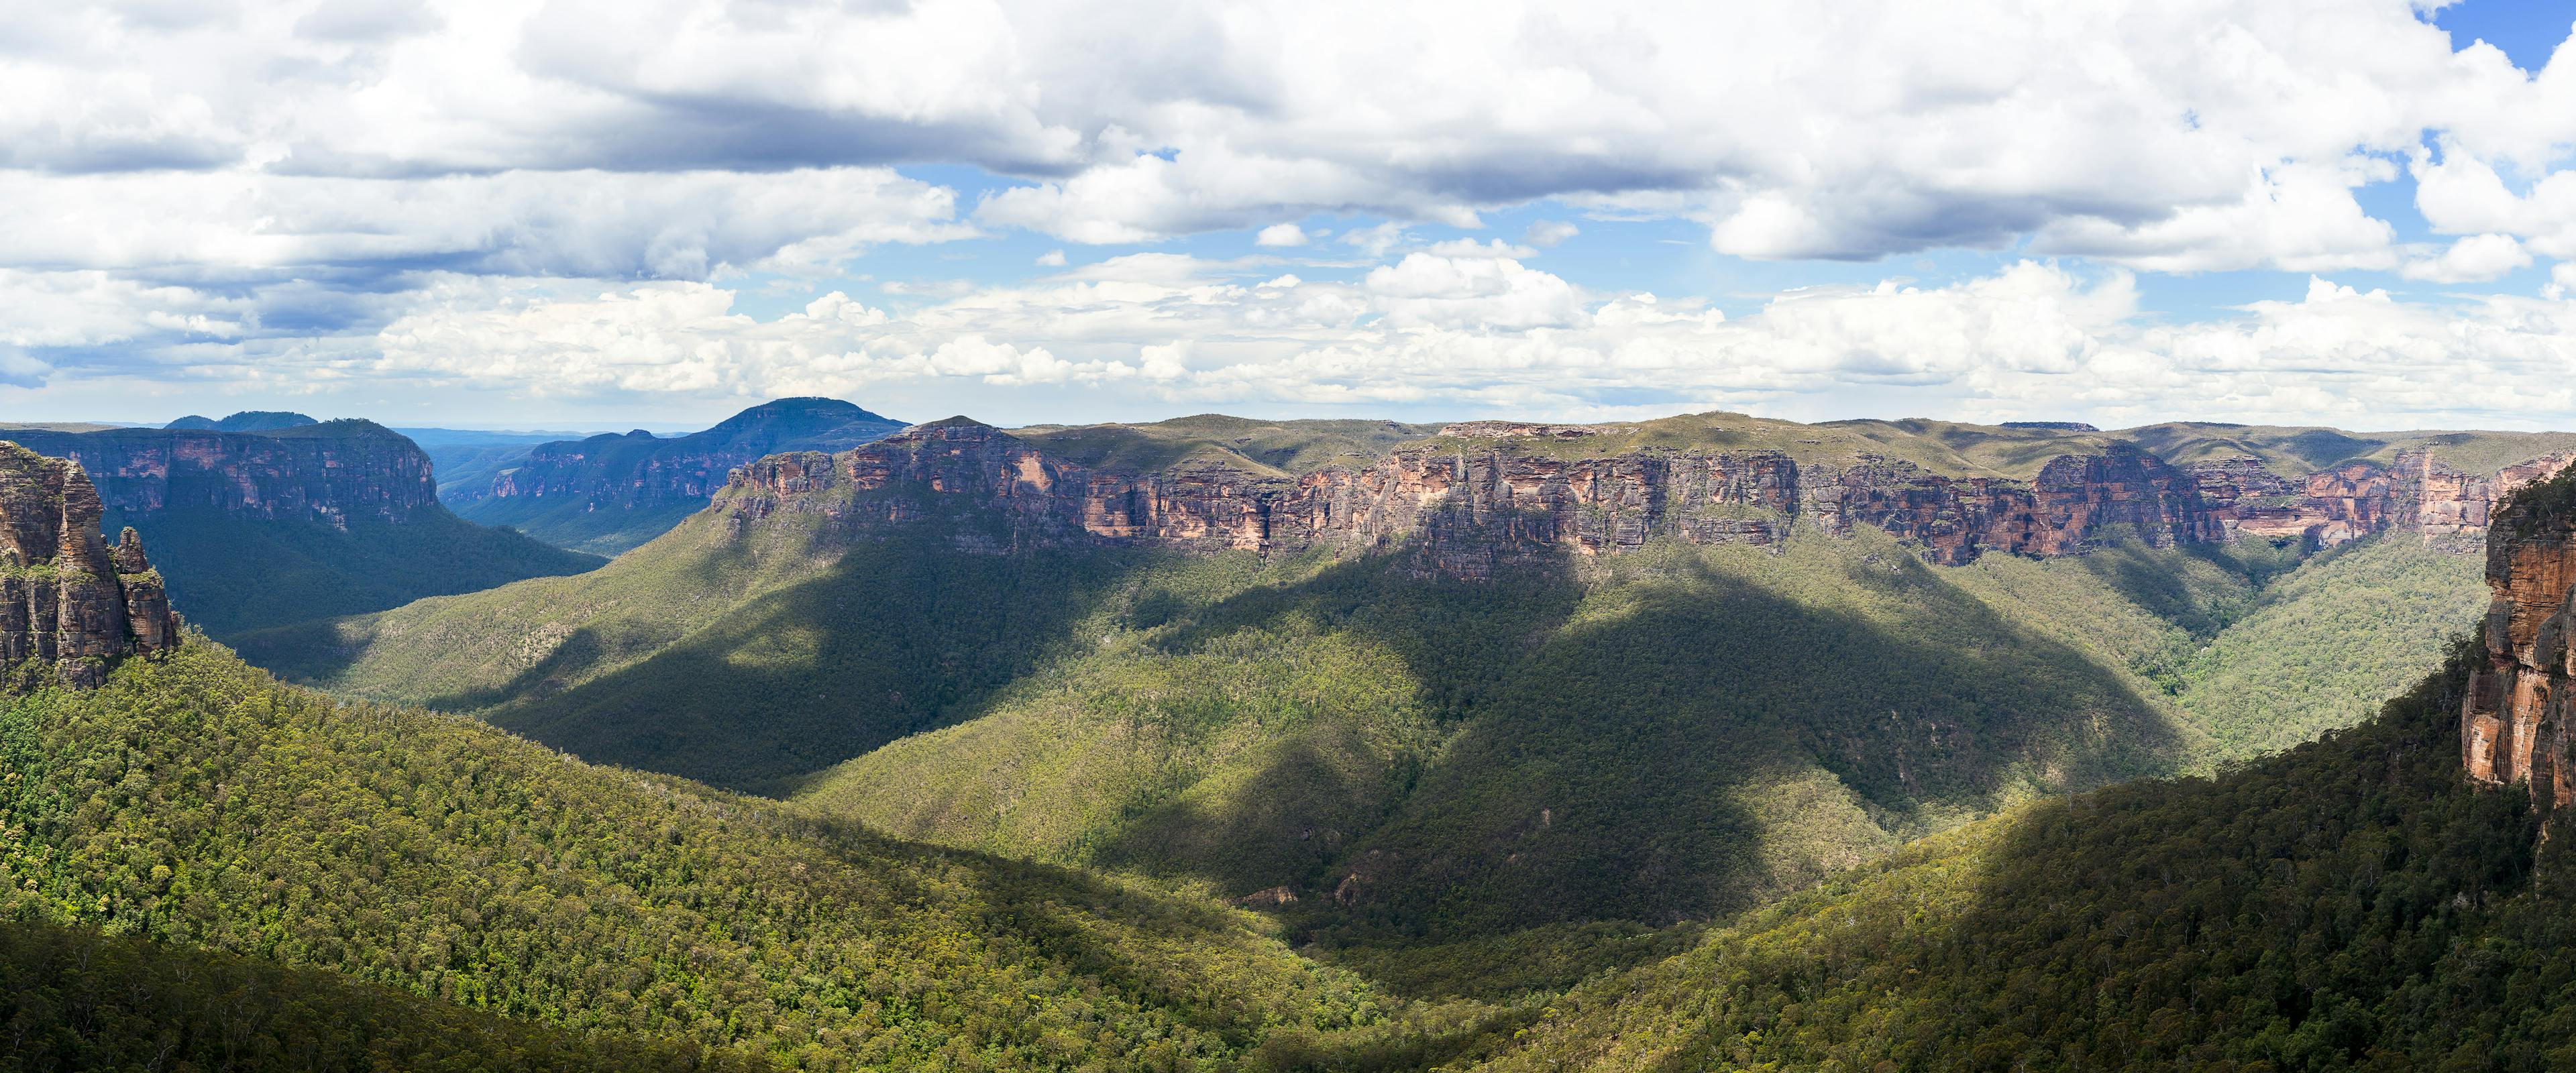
720,417,2576,578
0,443,180,687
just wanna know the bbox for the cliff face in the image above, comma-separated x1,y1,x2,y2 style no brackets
1809,444,2219,566
0,443,180,687
1,421,439,528
2193,449,2575,549
721,420,1806,577
716,420,2576,580
2461,474,2576,809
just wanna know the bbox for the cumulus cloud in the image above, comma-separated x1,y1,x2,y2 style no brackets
7,0,2576,424
0,168,967,279
11,2,2576,266
325,257,2576,429
1523,220,1580,247
2400,233,2533,283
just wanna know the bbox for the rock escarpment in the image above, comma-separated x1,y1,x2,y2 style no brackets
2192,449,2575,548
722,419,1807,577
0,443,180,687
1,420,439,528
1809,444,2219,566
2462,472,2576,809
716,418,2576,580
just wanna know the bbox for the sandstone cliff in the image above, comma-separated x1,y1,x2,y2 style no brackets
0,443,181,687
2462,471,2576,809
1,420,439,528
2192,449,2575,549
715,419,2576,579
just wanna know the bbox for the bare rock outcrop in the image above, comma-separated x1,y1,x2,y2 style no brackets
715,418,2576,581
2462,472,2576,812
2194,449,2575,549
0,443,182,687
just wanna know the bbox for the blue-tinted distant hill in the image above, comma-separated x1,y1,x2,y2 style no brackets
2,419,598,636
392,426,598,500
446,397,905,555
164,410,320,432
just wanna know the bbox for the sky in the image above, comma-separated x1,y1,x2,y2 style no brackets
3,0,2575,433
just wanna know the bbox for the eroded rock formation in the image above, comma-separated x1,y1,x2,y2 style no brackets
717,419,2576,581
2194,450,2575,549
2461,473,2576,813
1810,445,2218,566
0,443,181,687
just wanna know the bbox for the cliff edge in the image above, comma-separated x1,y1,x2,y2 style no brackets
0,443,180,687
2463,469,2576,809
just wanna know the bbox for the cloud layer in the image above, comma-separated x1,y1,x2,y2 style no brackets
4,1,2575,426
347,254,2576,429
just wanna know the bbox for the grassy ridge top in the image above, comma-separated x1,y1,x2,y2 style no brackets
2120,421,2576,478
1012,411,2114,480
1013,414,1447,478
1002,412,2576,484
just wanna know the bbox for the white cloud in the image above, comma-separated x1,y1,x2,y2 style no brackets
9,2,2575,268
2400,233,2533,283
7,1,2576,425
1034,249,1067,266
1254,223,1309,247
2413,145,2576,259
1341,222,1410,258
0,168,968,278
1523,220,1579,247
330,257,2576,429
1426,238,1540,260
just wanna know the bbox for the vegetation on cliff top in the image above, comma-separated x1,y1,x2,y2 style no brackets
1012,411,2576,484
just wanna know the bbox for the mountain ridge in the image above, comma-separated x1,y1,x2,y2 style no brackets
449,396,908,555
0,423,598,636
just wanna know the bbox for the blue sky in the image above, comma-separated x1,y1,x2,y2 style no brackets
3,0,2573,433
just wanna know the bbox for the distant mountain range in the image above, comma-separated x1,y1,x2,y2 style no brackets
0,417,598,636
443,396,908,555
164,410,321,432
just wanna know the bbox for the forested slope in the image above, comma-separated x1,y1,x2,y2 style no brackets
0,917,765,1072
1461,643,2576,1072
0,641,1521,1072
